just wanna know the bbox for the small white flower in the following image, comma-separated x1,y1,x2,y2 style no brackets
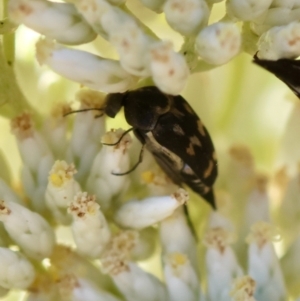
74,0,110,38
42,103,71,158
163,0,209,35
226,0,273,21
230,276,257,301
209,210,235,232
36,39,137,93
195,22,241,65
244,174,270,229
11,112,54,176
0,200,55,259
0,248,35,289
100,5,137,37
150,41,190,95
163,252,200,301
8,0,96,45
86,128,132,210
203,227,243,301
68,192,111,258
67,89,106,182
141,168,178,196
46,160,81,224
250,7,293,36
101,230,138,274
257,22,300,60
246,222,286,301
115,188,189,229
109,21,154,77
11,113,54,213
50,244,110,287
72,278,122,301
160,208,198,268
103,260,167,301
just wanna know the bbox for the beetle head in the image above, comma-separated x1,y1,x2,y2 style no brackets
124,86,171,131
104,93,126,118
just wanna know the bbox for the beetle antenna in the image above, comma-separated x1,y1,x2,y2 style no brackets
102,128,133,146
112,144,144,176
63,108,104,118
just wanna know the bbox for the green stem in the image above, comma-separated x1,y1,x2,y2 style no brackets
0,41,36,119
216,54,248,130
3,31,15,64
136,77,155,88
192,60,219,72
241,22,259,56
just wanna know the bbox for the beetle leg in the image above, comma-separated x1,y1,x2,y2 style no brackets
102,128,134,146
112,144,145,176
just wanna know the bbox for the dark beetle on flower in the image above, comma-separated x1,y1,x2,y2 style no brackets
253,54,300,98
103,86,218,209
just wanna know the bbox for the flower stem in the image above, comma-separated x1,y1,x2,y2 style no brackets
0,41,37,119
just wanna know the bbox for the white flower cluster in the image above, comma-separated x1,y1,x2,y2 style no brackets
3,0,300,300
1,94,298,300
7,0,242,95
8,0,300,94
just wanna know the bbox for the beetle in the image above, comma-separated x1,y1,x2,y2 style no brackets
253,54,300,98
103,86,218,209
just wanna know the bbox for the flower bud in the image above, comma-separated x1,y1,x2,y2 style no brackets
71,277,122,301
115,189,188,229
46,160,81,224
11,113,54,213
0,248,35,289
150,41,189,95
163,0,209,35
257,22,300,60
36,39,137,93
109,21,153,77
163,252,200,301
86,128,132,210
195,22,241,65
204,227,242,301
0,200,55,259
246,222,286,301
244,174,270,229
8,0,96,45
103,259,167,301
142,168,178,196
42,103,70,158
67,89,106,182
160,208,197,268
226,0,272,21
68,192,111,258
74,0,110,38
